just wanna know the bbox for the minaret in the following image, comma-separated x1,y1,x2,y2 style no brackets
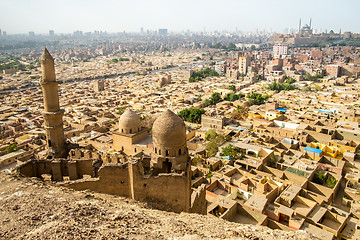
40,48,66,158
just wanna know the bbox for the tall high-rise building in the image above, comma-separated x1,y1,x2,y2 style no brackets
29,31,35,37
238,52,251,75
40,48,66,158
158,28,168,36
3,31,6,37
49,30,54,36
0,29,2,37
273,44,288,57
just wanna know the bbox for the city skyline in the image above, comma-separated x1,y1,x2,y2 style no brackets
1,0,359,34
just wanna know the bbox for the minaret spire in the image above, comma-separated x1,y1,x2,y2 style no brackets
41,48,56,83
40,48,66,158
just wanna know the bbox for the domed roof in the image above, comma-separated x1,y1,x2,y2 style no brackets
152,109,186,148
119,108,141,132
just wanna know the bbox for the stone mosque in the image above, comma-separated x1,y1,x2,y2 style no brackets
16,49,207,214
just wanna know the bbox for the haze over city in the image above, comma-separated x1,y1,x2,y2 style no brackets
1,0,360,34
1,0,360,239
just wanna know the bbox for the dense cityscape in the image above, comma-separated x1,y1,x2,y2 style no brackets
0,11,360,240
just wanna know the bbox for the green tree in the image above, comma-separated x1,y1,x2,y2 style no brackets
231,105,248,120
313,171,325,185
267,82,297,92
178,108,205,123
117,108,124,115
224,93,244,102
327,177,337,188
210,92,223,105
205,131,229,157
247,93,271,106
303,73,323,81
111,58,118,63
227,42,236,50
213,42,223,49
205,141,218,157
285,78,296,84
205,129,218,141
228,85,236,91
189,68,219,82
203,99,211,107
315,73,323,79
6,143,17,153
221,144,239,159
27,64,35,70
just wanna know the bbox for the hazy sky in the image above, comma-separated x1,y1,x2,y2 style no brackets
1,0,359,34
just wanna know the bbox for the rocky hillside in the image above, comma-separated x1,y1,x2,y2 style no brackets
0,171,312,239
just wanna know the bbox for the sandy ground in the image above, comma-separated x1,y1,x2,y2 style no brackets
0,171,312,240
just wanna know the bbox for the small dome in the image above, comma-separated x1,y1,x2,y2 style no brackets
119,109,141,134
152,109,186,148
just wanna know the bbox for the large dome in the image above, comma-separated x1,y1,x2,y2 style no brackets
119,108,141,134
152,109,186,148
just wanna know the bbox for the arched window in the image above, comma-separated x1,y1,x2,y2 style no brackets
121,146,124,151
130,129,132,134
121,129,123,133
166,150,169,156
179,149,181,155
159,150,161,155
48,140,52,147
134,148,137,153
155,148,157,154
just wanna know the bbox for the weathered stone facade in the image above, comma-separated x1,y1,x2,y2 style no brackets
40,48,66,158
16,49,207,215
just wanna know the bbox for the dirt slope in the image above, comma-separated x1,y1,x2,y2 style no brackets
0,171,312,239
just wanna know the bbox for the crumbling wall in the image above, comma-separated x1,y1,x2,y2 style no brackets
16,159,93,181
20,158,204,214
69,149,98,160
130,163,190,213
190,184,207,214
102,153,125,164
62,161,191,213
63,163,131,196
75,160,93,177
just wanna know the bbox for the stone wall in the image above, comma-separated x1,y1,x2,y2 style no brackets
17,157,205,214
130,162,190,213
63,163,131,196
190,184,207,214
60,160,195,214
16,159,93,181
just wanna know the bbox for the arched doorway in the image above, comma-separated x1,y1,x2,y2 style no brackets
164,158,172,173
